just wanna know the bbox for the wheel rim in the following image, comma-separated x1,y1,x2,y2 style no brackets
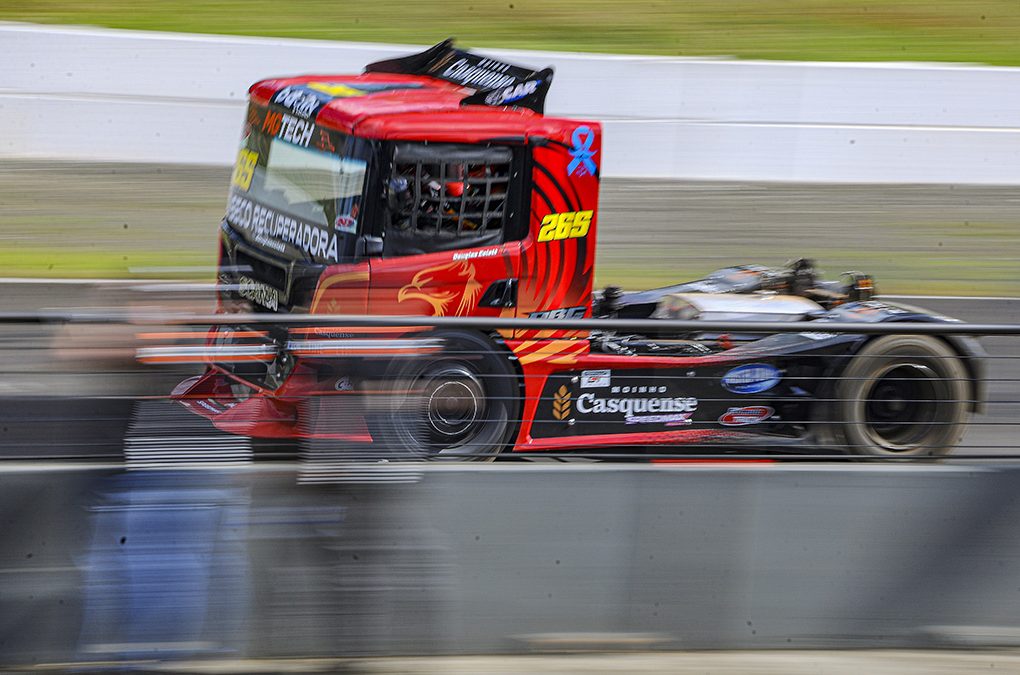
426,368,483,438
861,362,942,452
396,363,489,456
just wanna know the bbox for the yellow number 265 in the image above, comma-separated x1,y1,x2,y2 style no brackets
537,210,593,242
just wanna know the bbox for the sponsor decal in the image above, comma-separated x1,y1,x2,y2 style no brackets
537,210,593,242
335,376,353,392
613,385,667,394
441,57,517,91
625,413,693,427
335,214,358,234
801,332,837,341
552,385,572,420
261,110,314,148
278,114,314,148
310,331,354,339
237,275,280,311
307,82,368,97
306,81,422,98
721,363,782,395
196,399,224,414
452,247,500,262
567,125,597,177
581,369,610,389
261,111,282,134
397,261,482,316
272,82,425,122
719,406,774,427
316,129,336,153
272,85,323,119
529,306,586,320
231,149,258,191
227,193,339,262
536,371,705,438
484,78,540,106
576,392,698,417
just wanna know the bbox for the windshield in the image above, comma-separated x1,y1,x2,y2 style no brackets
225,103,371,264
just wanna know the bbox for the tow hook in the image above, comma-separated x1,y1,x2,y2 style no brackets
263,349,295,390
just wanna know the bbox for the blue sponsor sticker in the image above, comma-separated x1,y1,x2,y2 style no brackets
721,363,782,395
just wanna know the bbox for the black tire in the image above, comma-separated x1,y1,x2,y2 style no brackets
369,331,520,461
831,335,969,456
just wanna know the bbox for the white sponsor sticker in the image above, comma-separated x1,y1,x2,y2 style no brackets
580,369,610,389
576,392,698,417
227,193,339,262
452,247,500,261
625,412,693,427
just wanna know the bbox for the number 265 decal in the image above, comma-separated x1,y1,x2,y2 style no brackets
231,149,258,191
537,210,593,242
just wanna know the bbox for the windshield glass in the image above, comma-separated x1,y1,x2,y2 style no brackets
225,104,371,264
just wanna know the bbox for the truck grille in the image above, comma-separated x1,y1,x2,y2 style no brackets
233,248,289,300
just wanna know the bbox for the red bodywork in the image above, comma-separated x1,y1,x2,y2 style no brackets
171,61,747,452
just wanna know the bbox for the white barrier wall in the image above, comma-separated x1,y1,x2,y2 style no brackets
3,22,1020,183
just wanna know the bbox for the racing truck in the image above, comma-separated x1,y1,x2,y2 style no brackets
172,40,984,458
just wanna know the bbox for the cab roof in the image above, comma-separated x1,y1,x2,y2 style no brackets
247,39,562,142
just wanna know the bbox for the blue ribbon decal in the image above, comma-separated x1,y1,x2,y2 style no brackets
567,125,597,177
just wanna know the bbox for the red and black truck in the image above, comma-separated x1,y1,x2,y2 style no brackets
172,40,983,458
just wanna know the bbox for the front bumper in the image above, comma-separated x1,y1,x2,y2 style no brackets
172,370,371,441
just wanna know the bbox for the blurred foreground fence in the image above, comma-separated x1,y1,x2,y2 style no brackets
6,463,1020,667
0,309,1019,666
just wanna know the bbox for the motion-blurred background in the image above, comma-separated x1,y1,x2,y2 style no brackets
3,3,1020,673
1,1,1019,292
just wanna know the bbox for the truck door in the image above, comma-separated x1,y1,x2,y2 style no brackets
368,143,525,318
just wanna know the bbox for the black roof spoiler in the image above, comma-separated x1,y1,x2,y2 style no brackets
364,39,553,114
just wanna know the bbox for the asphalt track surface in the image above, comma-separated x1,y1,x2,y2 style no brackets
0,164,1016,460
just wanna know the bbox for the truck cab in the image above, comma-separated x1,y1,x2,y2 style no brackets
219,40,600,328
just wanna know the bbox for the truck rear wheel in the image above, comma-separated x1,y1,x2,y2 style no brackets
832,335,969,456
370,331,519,461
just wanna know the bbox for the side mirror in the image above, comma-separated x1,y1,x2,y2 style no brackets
356,235,384,257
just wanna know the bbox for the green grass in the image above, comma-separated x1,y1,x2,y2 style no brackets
0,247,214,278
597,220,1020,297
596,254,1020,297
4,0,1020,65
2,163,1017,295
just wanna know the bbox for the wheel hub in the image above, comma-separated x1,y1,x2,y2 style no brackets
863,362,940,452
427,379,480,436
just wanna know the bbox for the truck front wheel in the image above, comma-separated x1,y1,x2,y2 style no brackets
370,331,519,460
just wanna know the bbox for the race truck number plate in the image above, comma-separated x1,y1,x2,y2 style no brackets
237,275,281,311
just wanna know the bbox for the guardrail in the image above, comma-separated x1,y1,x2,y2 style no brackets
5,462,1020,668
3,23,1020,182
4,310,1020,334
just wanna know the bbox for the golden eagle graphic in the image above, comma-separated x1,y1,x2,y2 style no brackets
397,260,482,316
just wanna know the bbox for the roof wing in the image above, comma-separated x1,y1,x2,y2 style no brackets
365,39,553,114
